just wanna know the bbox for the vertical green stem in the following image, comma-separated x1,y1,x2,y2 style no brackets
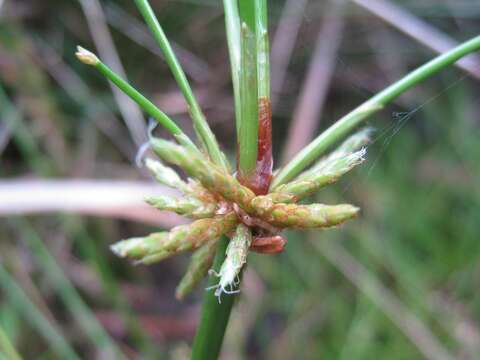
237,2,259,178
191,237,235,360
271,34,480,188
133,0,229,170
192,2,268,358
223,0,242,135
256,0,270,101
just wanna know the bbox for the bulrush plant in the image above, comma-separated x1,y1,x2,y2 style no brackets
76,0,480,357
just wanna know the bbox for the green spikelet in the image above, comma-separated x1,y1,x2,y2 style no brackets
297,128,372,182
183,180,219,205
251,196,359,229
270,148,366,203
150,138,255,211
145,158,189,192
175,239,218,300
111,212,238,264
110,232,168,259
334,127,372,153
146,195,217,219
209,224,252,300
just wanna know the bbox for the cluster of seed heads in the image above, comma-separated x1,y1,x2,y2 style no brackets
75,45,370,301
109,128,371,301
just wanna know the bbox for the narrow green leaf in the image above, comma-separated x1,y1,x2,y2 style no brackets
75,46,197,150
133,0,229,170
272,35,480,188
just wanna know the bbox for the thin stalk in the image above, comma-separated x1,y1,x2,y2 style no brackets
0,263,80,360
192,2,268,359
133,0,228,170
223,0,242,135
191,236,235,360
0,323,22,360
256,0,270,102
271,34,480,188
237,3,259,179
75,47,197,150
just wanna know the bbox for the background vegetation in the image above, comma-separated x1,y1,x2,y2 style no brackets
1,0,479,358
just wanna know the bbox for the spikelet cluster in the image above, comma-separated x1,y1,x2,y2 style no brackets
111,129,371,300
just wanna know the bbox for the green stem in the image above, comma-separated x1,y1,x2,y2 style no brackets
76,46,198,150
95,62,192,141
192,2,267,358
237,1,259,178
133,0,228,170
223,0,242,135
271,34,480,188
256,0,270,101
191,237,235,360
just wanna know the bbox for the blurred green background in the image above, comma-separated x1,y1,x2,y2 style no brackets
1,0,479,358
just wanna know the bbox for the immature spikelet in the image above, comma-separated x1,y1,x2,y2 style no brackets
184,180,219,205
145,158,189,192
251,196,359,229
335,127,372,154
208,224,252,302
175,239,218,300
146,195,217,219
270,148,366,203
111,212,237,264
150,138,255,211
297,128,372,181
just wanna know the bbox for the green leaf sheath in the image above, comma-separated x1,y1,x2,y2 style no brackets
238,20,259,177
